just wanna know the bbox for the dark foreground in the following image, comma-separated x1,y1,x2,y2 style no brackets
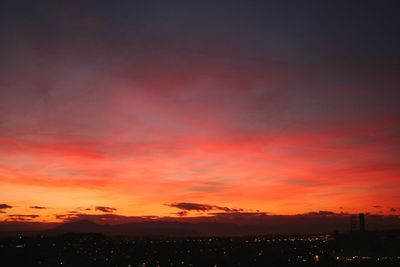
0,231,399,267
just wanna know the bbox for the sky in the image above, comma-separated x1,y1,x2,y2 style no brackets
0,0,400,224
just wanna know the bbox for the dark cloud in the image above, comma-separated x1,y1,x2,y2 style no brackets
209,212,268,218
171,211,188,217
95,206,117,213
8,214,39,218
373,205,382,209
167,202,214,211
389,208,397,212
67,210,79,213
7,214,40,221
305,211,348,216
0,204,13,210
75,207,92,211
217,206,244,212
166,202,243,213
55,213,157,224
29,206,47,209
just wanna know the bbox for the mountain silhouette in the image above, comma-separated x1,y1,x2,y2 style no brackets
51,220,106,233
45,220,247,236
2,214,399,236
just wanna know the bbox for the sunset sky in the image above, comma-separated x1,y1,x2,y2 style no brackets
0,1,399,223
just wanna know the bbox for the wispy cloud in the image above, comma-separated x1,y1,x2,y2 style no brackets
7,214,40,221
0,204,13,213
0,204,13,210
166,202,244,213
30,206,47,209
55,213,157,224
95,206,117,213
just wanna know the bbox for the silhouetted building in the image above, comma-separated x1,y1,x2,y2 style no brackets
350,213,366,233
359,213,366,232
350,215,357,233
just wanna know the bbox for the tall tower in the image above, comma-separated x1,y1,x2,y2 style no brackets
359,213,365,232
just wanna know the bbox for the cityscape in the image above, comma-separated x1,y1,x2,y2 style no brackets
1,231,400,266
1,214,400,266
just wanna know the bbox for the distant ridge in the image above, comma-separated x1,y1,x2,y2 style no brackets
51,220,106,233
41,219,358,236
1,214,400,236
46,220,242,237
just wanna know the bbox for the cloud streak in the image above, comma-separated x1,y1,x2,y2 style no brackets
0,204,13,212
7,214,40,221
166,202,244,213
95,206,117,213
29,206,47,209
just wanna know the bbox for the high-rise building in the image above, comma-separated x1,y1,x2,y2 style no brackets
359,213,366,232
350,213,366,233
350,215,357,232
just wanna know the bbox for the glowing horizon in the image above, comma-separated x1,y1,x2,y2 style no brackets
0,1,399,223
